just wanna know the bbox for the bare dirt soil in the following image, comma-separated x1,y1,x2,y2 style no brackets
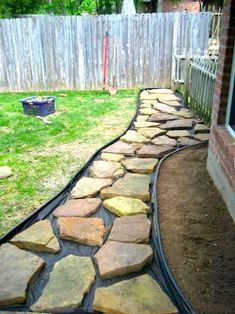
158,144,235,314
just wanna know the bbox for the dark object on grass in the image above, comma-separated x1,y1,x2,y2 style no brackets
20,96,56,116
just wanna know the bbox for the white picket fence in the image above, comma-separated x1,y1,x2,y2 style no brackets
0,12,211,92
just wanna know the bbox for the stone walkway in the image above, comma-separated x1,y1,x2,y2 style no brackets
0,88,210,313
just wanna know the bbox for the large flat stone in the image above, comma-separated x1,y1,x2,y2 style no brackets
136,115,149,121
192,133,210,141
121,130,150,144
93,274,178,314
178,137,200,147
121,158,158,174
53,198,101,217
89,160,124,179
157,94,181,102
31,255,95,312
0,166,13,179
140,93,158,101
174,110,193,118
134,121,160,128
151,135,177,147
160,119,193,130
58,217,105,246
160,100,182,108
103,196,150,216
10,220,60,253
139,107,158,115
167,130,192,139
101,173,150,201
148,112,179,122
137,127,166,139
108,214,151,243
94,241,153,279
0,244,45,306
194,123,210,133
102,141,137,156
101,152,124,162
137,145,174,158
153,103,177,114
71,177,112,198
148,88,173,94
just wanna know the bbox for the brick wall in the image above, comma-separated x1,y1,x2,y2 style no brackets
209,0,235,191
161,0,200,12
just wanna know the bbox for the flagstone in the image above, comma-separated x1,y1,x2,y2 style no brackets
58,217,105,246
139,107,158,115
194,123,210,133
140,103,152,109
134,121,160,128
121,158,158,174
89,160,124,179
159,119,193,130
101,173,150,201
0,244,45,306
157,94,181,102
177,137,200,147
148,112,179,122
137,145,174,158
71,177,112,198
136,115,149,121
31,255,95,312
53,198,101,217
102,141,137,156
140,94,158,100
103,196,150,216
10,220,60,253
154,102,178,114
192,133,210,141
94,241,153,279
167,130,192,139
174,110,193,118
151,135,177,147
0,166,13,180
137,127,166,139
108,214,151,243
120,130,150,144
159,100,182,108
101,152,124,162
148,88,174,94
93,274,178,314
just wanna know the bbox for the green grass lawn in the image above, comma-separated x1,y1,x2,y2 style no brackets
0,90,137,236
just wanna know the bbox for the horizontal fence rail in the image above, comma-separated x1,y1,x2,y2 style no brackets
0,12,211,92
189,56,217,124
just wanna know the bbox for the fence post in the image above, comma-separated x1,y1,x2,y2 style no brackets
184,15,191,106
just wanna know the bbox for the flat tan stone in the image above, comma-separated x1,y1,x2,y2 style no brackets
148,112,179,122
31,256,95,312
192,133,210,141
178,137,200,147
0,166,13,179
10,220,60,253
71,177,112,198
151,135,177,147
148,88,174,94
121,130,150,144
140,94,158,101
102,141,137,156
93,274,178,314
103,196,150,216
108,214,151,243
160,100,182,108
0,244,45,306
94,241,153,279
53,198,101,217
136,115,149,121
101,152,124,162
157,94,181,102
139,107,158,115
101,173,150,201
174,110,193,118
58,217,105,246
138,127,166,139
141,99,156,104
159,119,193,130
89,160,124,179
134,121,160,128
140,103,152,109
194,123,210,133
137,145,174,158
153,103,177,114
167,130,192,139
121,158,158,174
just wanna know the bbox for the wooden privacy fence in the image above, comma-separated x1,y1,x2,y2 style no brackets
0,12,211,92
189,56,217,124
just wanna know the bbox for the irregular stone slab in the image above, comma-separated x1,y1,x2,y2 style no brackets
101,152,124,162
160,100,182,108
94,241,153,279
108,214,151,243
139,107,157,115
0,166,13,179
192,133,210,141
140,103,152,109
137,145,174,158
140,94,158,101
151,135,177,147
159,119,193,130
102,141,138,156
148,112,179,122
178,137,200,147
101,173,150,201
167,130,192,139
31,255,95,312
93,274,178,314
121,158,158,174
134,121,160,128
10,220,60,253
148,88,173,94
138,127,166,139
0,244,45,306
194,123,210,133
153,102,177,113
157,94,181,102
136,115,149,121
71,177,112,198
89,160,124,179
103,196,150,216
53,198,101,217
58,217,105,246
174,110,193,118
121,130,150,144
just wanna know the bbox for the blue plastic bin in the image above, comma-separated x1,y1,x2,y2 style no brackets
20,96,56,116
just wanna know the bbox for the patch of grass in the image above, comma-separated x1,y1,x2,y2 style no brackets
0,90,137,236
